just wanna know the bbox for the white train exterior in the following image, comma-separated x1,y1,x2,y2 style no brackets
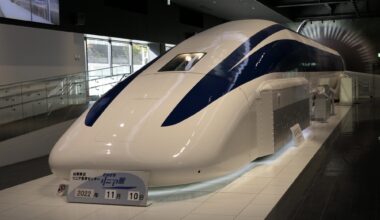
49,20,344,187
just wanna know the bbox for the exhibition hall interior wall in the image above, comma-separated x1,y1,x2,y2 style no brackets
0,21,83,164
0,23,85,85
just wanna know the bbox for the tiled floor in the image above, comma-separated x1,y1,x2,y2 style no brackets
0,106,350,220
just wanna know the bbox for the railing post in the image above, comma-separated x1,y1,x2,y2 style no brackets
45,81,48,113
20,85,25,119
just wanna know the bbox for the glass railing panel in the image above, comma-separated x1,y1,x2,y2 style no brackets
0,65,132,127
67,81,87,105
0,94,22,108
112,65,131,75
21,89,47,104
0,85,22,98
22,99,48,118
47,96,68,112
0,105,23,124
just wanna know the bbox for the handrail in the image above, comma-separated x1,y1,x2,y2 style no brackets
0,66,134,125
0,94,68,111
0,72,128,99
0,64,131,87
0,72,130,110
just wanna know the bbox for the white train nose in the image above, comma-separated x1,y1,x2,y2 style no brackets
49,137,206,181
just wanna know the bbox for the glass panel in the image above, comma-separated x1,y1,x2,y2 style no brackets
87,38,111,97
112,41,131,65
85,35,164,97
112,41,131,75
87,39,110,71
132,43,149,72
159,53,205,72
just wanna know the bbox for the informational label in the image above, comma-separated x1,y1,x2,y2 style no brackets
67,170,149,206
57,184,68,196
290,123,305,146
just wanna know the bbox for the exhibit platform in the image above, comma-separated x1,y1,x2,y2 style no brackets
0,106,350,220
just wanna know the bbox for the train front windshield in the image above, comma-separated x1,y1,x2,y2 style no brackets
159,53,205,72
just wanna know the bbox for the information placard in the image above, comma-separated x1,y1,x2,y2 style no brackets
290,123,305,146
67,170,149,206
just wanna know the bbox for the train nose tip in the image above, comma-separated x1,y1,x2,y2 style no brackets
48,150,70,179
48,140,142,179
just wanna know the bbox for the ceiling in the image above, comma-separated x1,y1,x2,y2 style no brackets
257,0,380,21
172,0,380,22
172,0,291,23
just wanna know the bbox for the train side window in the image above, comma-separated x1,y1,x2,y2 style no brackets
159,53,205,72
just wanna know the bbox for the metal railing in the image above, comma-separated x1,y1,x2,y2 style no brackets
0,65,132,125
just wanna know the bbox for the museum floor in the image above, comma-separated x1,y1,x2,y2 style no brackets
0,100,378,219
268,99,380,220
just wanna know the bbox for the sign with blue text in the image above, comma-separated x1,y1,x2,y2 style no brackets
67,170,149,206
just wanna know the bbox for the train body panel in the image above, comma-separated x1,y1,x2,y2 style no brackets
49,20,345,186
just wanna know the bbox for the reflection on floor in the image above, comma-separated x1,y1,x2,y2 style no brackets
0,105,350,220
267,100,380,220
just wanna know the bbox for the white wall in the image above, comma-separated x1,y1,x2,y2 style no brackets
0,23,85,85
0,120,74,167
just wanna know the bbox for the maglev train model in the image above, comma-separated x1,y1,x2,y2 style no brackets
49,20,345,186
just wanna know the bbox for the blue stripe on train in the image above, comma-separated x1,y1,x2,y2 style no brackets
85,56,161,127
161,24,287,127
84,24,284,127
161,38,344,126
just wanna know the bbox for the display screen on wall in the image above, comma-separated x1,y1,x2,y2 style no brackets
0,0,59,25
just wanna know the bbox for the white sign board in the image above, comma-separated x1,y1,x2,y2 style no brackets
67,170,149,206
290,123,305,146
